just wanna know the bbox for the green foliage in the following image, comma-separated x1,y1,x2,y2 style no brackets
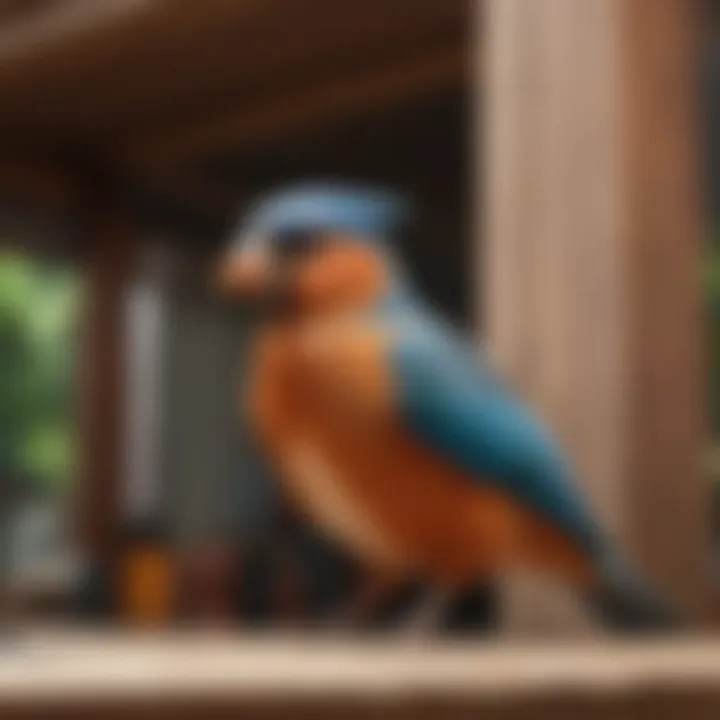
707,239,720,486
0,250,81,493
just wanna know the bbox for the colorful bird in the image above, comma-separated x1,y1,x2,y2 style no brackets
217,182,679,633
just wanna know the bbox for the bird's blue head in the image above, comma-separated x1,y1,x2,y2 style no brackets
217,181,413,315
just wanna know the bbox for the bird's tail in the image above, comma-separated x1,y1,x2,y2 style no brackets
585,551,685,633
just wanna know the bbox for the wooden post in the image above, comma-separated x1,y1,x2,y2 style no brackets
76,184,136,571
481,0,708,625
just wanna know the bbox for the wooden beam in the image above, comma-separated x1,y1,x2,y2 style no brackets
123,45,467,171
482,0,707,628
0,0,274,69
75,182,136,563
0,0,466,142
5,636,720,719
623,0,707,617
0,0,147,61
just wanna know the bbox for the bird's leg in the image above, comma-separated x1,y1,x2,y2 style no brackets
442,580,501,634
322,567,404,631
400,585,455,639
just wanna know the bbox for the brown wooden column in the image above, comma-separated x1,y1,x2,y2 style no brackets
481,0,708,620
76,186,136,567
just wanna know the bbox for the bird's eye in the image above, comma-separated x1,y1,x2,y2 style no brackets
272,230,324,264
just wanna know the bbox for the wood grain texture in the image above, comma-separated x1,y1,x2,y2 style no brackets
482,0,708,624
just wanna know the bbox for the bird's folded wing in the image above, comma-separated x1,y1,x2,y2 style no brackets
390,319,604,557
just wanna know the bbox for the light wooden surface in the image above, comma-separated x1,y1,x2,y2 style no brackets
2,629,720,704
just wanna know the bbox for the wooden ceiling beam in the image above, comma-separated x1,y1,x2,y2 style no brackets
0,0,468,145
0,0,149,64
0,0,280,64
0,0,280,99
122,44,467,172
93,0,465,136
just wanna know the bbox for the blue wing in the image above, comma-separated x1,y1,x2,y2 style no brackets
390,311,606,559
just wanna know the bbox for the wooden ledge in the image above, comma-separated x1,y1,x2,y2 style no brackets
2,631,720,718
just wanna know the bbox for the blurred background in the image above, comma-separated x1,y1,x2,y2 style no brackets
0,0,475,632
0,0,716,644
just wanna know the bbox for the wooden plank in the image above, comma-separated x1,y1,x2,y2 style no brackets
621,0,708,616
123,45,467,171
0,0,270,71
482,0,625,634
2,633,720,720
0,0,467,141
0,0,147,61
91,0,467,136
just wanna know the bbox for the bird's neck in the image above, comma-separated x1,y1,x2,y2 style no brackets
295,251,419,321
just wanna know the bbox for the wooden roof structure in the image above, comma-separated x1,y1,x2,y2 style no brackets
0,0,470,242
